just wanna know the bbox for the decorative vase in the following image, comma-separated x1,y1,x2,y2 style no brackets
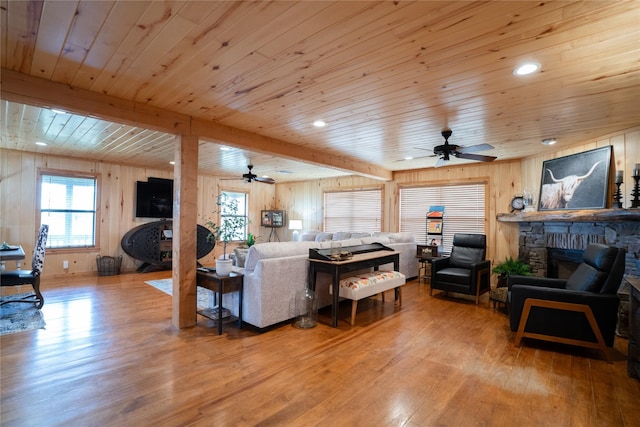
216,258,233,276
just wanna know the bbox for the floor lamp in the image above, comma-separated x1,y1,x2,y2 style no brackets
289,220,302,241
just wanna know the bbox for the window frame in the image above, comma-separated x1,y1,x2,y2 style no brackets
37,168,101,251
323,186,383,233
219,190,249,242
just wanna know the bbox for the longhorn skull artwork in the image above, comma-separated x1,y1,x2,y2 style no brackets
540,160,603,209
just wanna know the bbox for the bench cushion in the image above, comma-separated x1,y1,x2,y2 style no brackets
332,271,406,301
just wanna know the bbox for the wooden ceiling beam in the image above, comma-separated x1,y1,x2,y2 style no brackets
0,68,392,181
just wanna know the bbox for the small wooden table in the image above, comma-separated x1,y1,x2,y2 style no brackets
196,269,244,335
0,245,25,271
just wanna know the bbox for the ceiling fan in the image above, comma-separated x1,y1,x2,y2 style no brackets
240,164,275,184
432,129,497,167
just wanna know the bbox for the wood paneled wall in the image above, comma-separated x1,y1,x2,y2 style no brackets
519,127,640,206
276,160,522,269
0,149,275,278
1,126,636,280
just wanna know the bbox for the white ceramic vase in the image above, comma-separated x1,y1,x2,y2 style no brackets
216,258,233,276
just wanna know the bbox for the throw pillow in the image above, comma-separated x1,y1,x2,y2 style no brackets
234,248,249,268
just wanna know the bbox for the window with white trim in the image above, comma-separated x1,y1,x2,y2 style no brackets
220,191,248,241
40,171,98,248
399,183,486,253
323,188,382,233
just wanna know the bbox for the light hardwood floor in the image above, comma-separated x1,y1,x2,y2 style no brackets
1,272,639,427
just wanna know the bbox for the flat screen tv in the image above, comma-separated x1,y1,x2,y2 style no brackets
135,178,174,219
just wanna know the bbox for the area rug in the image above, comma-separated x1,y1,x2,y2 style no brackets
145,279,211,309
0,294,46,335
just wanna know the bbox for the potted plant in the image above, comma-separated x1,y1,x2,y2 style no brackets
205,193,248,276
492,256,532,288
245,232,258,248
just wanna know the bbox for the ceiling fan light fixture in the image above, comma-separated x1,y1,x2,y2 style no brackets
541,138,557,146
219,146,231,151
35,141,47,146
313,120,326,128
404,156,414,160
513,62,540,76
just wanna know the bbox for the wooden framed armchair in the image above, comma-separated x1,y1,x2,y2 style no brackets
1,224,49,309
430,233,490,304
508,244,626,363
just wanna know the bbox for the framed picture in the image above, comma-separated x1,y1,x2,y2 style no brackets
538,146,611,210
261,210,285,228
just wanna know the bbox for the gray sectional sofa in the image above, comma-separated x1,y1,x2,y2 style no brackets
221,232,418,329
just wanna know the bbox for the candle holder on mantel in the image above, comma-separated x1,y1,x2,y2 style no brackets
613,171,624,208
631,174,640,208
613,182,623,208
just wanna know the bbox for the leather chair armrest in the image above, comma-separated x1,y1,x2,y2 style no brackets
507,275,566,290
469,259,491,274
431,256,451,271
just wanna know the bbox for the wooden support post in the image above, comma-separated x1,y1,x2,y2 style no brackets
172,133,199,329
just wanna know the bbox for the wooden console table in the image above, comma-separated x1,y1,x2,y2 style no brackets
308,247,399,327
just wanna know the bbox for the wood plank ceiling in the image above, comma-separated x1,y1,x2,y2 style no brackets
1,1,639,182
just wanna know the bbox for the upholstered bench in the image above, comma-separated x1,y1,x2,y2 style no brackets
330,270,406,325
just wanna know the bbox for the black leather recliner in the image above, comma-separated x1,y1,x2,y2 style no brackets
508,243,626,363
430,233,491,304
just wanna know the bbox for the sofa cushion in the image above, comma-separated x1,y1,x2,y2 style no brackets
314,232,333,242
350,232,371,238
244,241,320,271
332,232,351,240
361,236,391,244
388,232,415,243
234,247,249,268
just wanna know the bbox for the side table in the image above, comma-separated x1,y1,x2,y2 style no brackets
196,269,244,335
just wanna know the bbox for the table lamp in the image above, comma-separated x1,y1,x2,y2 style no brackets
289,220,303,241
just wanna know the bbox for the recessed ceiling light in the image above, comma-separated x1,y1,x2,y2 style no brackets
541,138,557,146
513,62,540,76
313,120,326,128
35,141,48,146
219,146,231,151
169,161,175,165
404,157,414,160
51,108,67,114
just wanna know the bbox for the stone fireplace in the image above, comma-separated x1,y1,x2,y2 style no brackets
497,209,640,279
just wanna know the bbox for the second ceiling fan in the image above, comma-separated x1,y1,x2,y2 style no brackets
241,164,275,184
432,129,497,167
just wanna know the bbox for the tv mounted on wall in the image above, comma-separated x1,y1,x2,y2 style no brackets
135,178,174,219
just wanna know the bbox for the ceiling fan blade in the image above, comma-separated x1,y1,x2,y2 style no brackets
457,143,494,154
454,152,497,162
254,176,275,184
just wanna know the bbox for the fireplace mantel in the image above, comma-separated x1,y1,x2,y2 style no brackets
497,208,640,223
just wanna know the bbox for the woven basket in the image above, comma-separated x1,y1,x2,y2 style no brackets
96,255,122,276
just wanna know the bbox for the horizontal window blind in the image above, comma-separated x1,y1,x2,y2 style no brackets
324,189,382,233
399,183,486,253
41,173,97,248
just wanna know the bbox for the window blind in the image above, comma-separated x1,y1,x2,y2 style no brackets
399,183,486,252
324,189,382,233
